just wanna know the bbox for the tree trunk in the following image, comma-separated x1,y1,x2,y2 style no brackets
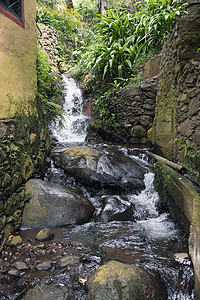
100,0,107,14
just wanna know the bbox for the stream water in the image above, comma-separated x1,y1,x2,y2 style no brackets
47,75,195,299
0,75,195,299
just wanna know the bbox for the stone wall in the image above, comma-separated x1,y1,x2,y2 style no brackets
0,115,50,238
154,162,200,299
0,3,51,238
38,25,59,72
112,79,158,145
176,60,200,162
87,77,158,145
148,13,200,161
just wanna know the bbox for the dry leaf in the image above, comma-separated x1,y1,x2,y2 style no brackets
78,277,87,284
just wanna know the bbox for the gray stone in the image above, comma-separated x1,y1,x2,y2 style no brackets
139,115,153,128
131,125,146,138
0,121,7,139
14,261,29,270
10,235,23,246
189,97,200,116
35,261,53,271
24,284,74,300
8,269,20,276
0,215,6,231
21,179,94,229
57,256,79,268
95,195,135,222
142,54,162,79
59,146,145,192
0,201,4,213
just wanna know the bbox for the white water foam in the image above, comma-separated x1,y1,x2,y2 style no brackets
129,172,179,239
130,172,159,217
50,75,90,144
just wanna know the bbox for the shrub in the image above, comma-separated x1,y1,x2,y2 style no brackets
36,48,64,121
78,0,187,82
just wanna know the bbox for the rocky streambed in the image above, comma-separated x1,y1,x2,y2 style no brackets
0,144,195,299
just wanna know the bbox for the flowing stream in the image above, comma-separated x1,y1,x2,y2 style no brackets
2,75,195,299
46,75,195,299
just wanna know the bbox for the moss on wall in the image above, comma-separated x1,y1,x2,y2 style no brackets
0,115,50,238
148,14,200,161
154,161,200,298
0,1,52,238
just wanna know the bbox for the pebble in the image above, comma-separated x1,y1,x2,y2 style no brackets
13,261,29,270
35,228,54,241
57,256,79,268
10,236,22,246
8,268,20,276
35,260,54,271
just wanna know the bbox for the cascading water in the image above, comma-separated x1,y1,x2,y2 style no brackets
46,75,195,299
2,75,194,300
50,75,90,147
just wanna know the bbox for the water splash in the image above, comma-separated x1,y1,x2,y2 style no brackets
50,75,90,145
129,172,159,217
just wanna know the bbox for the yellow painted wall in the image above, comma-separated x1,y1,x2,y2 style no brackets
0,1,37,118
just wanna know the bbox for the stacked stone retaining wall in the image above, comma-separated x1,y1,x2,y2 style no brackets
0,116,50,239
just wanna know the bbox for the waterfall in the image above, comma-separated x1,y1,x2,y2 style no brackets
50,75,90,146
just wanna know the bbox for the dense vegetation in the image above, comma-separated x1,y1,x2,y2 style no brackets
36,0,187,134
36,48,64,121
74,0,186,86
37,0,187,87
36,0,198,179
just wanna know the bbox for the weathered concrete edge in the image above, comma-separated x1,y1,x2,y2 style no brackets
154,162,200,299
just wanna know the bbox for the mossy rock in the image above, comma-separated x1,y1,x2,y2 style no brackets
86,261,167,300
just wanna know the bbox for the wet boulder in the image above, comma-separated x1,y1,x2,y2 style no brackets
21,179,94,229
95,195,135,222
59,146,145,192
86,261,167,300
24,284,74,300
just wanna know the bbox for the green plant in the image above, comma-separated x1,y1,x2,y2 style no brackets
36,1,89,69
36,48,64,121
77,0,186,83
171,137,200,181
36,4,52,25
90,90,119,129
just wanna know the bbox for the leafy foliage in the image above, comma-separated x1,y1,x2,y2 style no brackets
36,1,93,70
36,48,64,121
171,137,200,181
79,0,187,82
91,90,119,129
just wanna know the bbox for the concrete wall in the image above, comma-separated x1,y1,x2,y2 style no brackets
0,0,37,118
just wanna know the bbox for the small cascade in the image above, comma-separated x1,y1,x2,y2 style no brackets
50,75,90,146
4,75,194,300
45,76,195,299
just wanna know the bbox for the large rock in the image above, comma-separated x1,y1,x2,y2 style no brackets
21,179,94,229
86,261,167,300
95,195,135,222
24,284,73,300
59,146,145,192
